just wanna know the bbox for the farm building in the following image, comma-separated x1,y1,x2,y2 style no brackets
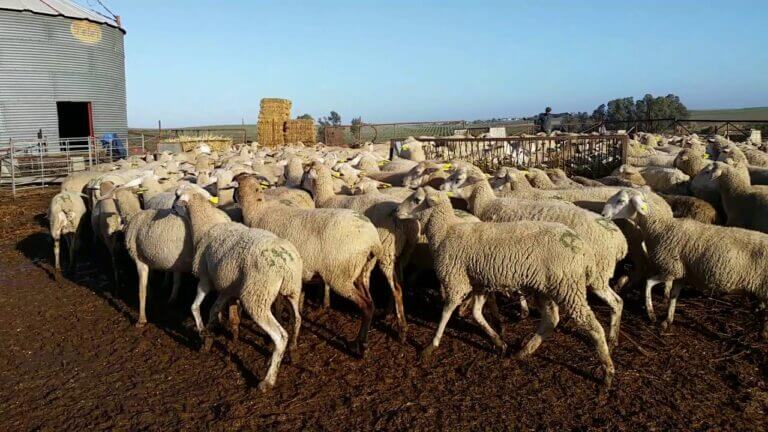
0,0,127,147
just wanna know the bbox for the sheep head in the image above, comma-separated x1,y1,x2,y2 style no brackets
602,189,649,220
395,187,448,221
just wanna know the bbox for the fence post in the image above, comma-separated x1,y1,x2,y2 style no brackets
88,136,93,169
620,135,629,166
141,134,146,153
39,139,44,187
9,138,16,197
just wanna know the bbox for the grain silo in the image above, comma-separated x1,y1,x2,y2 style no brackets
0,0,127,148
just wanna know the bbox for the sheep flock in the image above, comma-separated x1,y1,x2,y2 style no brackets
49,130,768,391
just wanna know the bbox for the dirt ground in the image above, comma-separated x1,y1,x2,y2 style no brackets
0,189,766,431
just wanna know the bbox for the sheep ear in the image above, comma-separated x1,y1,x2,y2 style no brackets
630,195,649,215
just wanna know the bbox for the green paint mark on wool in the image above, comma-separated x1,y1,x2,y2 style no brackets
559,230,582,253
260,246,296,267
595,217,619,232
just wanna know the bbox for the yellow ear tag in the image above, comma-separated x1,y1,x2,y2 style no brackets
331,171,341,178
209,196,219,204
260,181,270,187
639,203,648,213
445,191,454,197
703,153,709,159
378,160,387,166
402,145,410,150
442,163,452,171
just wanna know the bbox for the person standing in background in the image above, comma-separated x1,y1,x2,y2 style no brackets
537,107,553,134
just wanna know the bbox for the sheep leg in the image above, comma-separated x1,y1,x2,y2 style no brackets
53,237,61,271
66,234,77,272
661,281,683,332
228,302,240,343
472,293,507,355
135,260,150,328
421,296,462,362
484,293,505,335
645,276,666,322
517,291,530,319
323,283,331,308
591,286,624,350
517,295,559,358
287,294,302,351
168,272,182,304
109,240,120,291
348,286,375,358
252,310,288,392
191,278,211,333
384,263,408,341
562,296,614,388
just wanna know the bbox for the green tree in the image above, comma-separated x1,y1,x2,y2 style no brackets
297,114,314,121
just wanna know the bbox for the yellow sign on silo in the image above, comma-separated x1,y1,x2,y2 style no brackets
70,20,102,44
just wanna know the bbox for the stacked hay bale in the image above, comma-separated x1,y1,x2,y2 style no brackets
258,98,292,147
163,134,233,152
284,119,316,144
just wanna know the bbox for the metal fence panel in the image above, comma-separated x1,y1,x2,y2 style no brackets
393,135,627,178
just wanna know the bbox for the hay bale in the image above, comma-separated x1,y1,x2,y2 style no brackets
257,119,285,147
161,134,233,152
257,98,292,146
284,119,316,144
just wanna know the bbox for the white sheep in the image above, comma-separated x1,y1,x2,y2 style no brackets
707,161,768,233
174,188,303,391
602,188,768,339
48,191,88,271
396,188,615,386
236,175,383,355
443,167,627,347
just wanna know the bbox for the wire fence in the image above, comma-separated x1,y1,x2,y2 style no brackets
0,135,145,195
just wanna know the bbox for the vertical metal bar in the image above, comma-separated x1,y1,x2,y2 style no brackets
10,139,16,197
88,136,93,169
39,140,44,187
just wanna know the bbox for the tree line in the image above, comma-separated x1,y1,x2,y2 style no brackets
560,93,689,132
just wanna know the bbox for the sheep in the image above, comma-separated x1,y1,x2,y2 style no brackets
545,168,583,188
442,170,627,347
479,164,673,216
395,188,615,386
61,170,106,195
91,184,124,288
235,175,383,355
401,161,454,189
618,166,689,194
305,163,416,338
350,178,415,201
707,162,768,233
112,186,195,327
174,189,303,392
657,193,720,224
525,168,564,189
602,188,768,339
717,143,768,186
48,191,88,271
398,137,426,161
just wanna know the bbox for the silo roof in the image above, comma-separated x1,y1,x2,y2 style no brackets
0,0,124,32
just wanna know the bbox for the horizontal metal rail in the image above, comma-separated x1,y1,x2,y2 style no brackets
0,136,145,196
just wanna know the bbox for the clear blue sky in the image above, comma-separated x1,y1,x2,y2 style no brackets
103,0,768,127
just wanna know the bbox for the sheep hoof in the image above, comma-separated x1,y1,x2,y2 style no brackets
660,320,671,332
257,380,273,393
647,311,657,323
492,342,507,357
202,335,214,353
602,370,614,389
420,345,437,364
135,321,146,329
348,340,368,358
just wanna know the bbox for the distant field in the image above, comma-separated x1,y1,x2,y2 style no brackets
689,107,768,121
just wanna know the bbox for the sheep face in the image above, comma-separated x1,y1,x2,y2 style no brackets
602,190,649,220
395,187,446,221
173,182,217,217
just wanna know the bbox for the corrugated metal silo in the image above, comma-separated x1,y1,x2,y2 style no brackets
0,0,127,147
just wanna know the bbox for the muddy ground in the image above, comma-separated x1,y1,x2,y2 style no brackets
0,189,766,431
